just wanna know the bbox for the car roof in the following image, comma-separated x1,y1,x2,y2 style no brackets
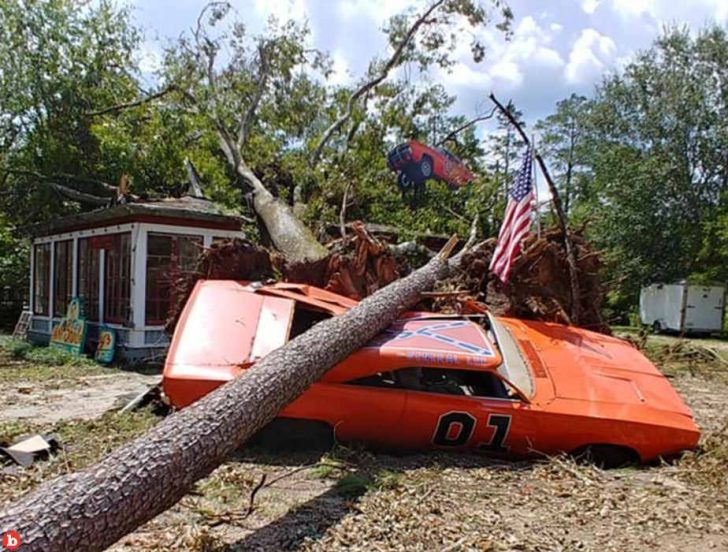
322,318,503,383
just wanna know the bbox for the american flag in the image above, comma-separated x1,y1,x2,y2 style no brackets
490,146,535,283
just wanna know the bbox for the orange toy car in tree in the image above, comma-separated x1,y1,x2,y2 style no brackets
163,280,700,466
387,139,476,191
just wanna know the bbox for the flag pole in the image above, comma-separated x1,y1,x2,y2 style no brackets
532,134,541,239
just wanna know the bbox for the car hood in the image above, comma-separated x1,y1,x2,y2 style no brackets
504,319,693,416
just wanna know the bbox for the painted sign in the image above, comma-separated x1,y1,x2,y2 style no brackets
95,326,116,364
50,297,87,356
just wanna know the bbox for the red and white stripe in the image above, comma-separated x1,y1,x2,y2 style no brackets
489,190,535,283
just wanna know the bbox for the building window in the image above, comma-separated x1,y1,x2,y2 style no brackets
33,243,51,315
104,233,132,324
146,233,202,325
78,238,100,321
53,240,73,317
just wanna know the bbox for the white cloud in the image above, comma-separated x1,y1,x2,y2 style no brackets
329,51,352,86
611,0,654,17
253,0,307,22
138,42,161,75
490,61,524,88
565,28,617,84
582,0,600,14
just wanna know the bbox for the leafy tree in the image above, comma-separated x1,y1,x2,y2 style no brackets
540,25,728,316
535,94,590,215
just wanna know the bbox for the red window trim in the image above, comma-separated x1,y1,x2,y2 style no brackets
53,240,73,318
33,243,51,316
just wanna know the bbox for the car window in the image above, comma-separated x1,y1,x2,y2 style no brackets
487,315,534,398
437,147,461,163
348,367,518,400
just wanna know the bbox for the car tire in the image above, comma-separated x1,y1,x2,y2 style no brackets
652,320,662,334
398,171,413,191
251,418,334,452
572,444,639,469
419,155,433,179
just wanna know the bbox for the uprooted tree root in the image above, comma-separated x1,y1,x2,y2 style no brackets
429,226,610,333
167,222,401,332
168,223,609,334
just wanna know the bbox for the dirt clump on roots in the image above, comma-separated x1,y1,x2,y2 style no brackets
167,223,609,334
167,223,401,332
429,226,610,333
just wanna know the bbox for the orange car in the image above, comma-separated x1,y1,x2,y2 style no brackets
163,280,700,466
387,140,476,190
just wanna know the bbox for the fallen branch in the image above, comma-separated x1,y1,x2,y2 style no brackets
436,106,497,146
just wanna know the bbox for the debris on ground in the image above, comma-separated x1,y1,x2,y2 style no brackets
0,433,60,467
168,222,401,330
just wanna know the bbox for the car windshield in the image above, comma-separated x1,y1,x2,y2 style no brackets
487,314,534,399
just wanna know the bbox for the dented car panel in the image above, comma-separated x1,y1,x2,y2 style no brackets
163,280,700,462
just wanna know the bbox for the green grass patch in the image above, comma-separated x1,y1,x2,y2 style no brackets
0,338,116,384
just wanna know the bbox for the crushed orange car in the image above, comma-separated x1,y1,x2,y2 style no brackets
163,280,700,466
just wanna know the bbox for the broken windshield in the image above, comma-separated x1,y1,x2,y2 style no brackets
487,314,535,399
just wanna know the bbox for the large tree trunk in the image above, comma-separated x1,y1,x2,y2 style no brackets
0,238,458,551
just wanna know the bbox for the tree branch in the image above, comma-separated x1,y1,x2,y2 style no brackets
85,85,178,117
236,42,271,151
309,0,447,167
0,168,119,195
489,92,582,324
43,181,110,206
436,107,496,146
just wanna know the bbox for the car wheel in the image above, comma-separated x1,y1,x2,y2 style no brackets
398,171,413,191
419,155,433,179
572,444,639,469
251,418,334,452
652,320,662,334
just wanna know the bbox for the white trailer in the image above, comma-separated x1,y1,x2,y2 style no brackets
640,282,725,334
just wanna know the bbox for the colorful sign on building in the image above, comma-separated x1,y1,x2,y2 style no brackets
50,297,87,355
95,326,116,364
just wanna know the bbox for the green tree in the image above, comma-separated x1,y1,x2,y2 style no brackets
541,25,728,316
535,94,590,215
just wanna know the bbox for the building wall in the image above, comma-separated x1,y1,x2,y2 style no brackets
29,221,244,360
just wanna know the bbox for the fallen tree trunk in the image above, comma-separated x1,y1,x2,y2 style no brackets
0,237,459,551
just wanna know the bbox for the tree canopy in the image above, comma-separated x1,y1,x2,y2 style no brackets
0,0,725,320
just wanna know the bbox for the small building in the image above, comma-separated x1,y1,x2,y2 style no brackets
26,196,246,361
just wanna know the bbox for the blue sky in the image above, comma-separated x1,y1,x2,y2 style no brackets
129,0,728,126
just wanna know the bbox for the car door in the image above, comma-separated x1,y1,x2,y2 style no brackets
282,378,408,449
397,369,540,456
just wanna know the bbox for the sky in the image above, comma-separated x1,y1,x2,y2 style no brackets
130,0,728,127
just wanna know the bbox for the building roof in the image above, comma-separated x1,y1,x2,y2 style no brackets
26,196,246,237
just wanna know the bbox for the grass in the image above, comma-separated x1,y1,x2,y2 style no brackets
0,407,160,504
0,337,116,384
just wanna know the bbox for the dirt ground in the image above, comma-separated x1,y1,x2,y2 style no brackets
2,334,728,552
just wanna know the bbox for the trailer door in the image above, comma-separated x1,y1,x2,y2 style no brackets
684,286,725,333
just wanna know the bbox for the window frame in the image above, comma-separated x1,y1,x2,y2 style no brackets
145,232,203,326
77,237,100,322
53,239,73,318
103,233,132,325
33,243,51,316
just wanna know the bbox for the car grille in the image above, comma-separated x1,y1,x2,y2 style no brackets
387,144,412,170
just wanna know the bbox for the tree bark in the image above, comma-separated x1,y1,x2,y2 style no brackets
0,237,459,551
